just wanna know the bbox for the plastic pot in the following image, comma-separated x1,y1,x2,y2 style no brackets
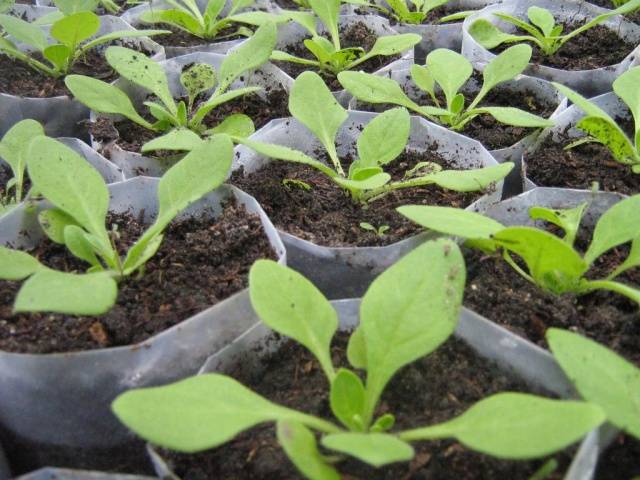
0,11,165,139
16,470,155,480
461,0,640,97
148,299,598,480
233,110,505,299
0,178,285,474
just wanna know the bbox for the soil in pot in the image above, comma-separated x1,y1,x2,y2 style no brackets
273,22,401,90
0,43,156,98
160,333,572,479
462,225,640,366
490,22,636,70
588,0,640,24
595,434,640,479
524,120,640,195
231,148,486,247
356,72,557,151
89,86,289,155
145,24,250,49
0,199,277,354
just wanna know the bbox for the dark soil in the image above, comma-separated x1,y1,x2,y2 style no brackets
595,434,640,479
0,43,154,98
589,0,640,24
357,72,557,150
0,200,277,354
231,148,486,247
89,87,289,154
524,124,640,195
491,22,635,70
463,224,640,366
273,22,401,90
148,24,248,48
161,334,571,480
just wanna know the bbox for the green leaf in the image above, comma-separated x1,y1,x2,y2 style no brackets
205,0,225,22
216,21,277,93
249,259,338,381
410,64,435,99
50,12,99,50
64,75,153,129
0,14,48,51
609,236,640,279
281,10,318,36
112,374,338,452
209,113,255,138
547,328,640,439
397,205,505,239
552,83,615,121
429,162,513,192
335,173,391,192
0,247,42,280
43,44,71,72
106,46,176,115
330,368,366,431
15,270,117,315
0,119,44,177
356,108,409,168
473,106,554,128
141,128,204,153
27,136,111,249
400,393,605,459
139,10,203,37
371,413,395,432
64,225,101,268
527,6,555,37
39,208,79,244
361,239,464,421
585,195,640,265
426,48,472,109
190,86,262,128
346,326,367,370
361,33,420,59
277,421,340,480
475,44,532,104
180,63,216,107
321,433,414,467
337,71,418,111
574,116,636,164
54,0,98,15
289,71,347,169
468,19,522,50
613,67,640,149
308,0,340,46
529,203,587,246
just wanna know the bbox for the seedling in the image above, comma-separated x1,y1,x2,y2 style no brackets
112,240,604,479
339,44,554,132
272,0,420,75
360,222,389,237
552,67,640,173
398,194,640,304
65,22,277,153
378,0,476,25
468,1,640,56
547,328,640,441
138,0,279,41
234,71,513,204
282,178,312,191
0,134,233,315
0,11,168,77
0,120,45,215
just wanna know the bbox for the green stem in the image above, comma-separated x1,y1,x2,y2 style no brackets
579,279,640,304
362,176,436,202
298,413,342,435
502,250,535,284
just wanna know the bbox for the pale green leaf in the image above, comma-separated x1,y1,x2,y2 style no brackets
357,108,409,168
429,162,513,192
474,106,553,128
209,113,255,138
39,208,79,244
50,11,99,50
0,247,42,280
397,205,505,239
330,368,366,430
322,433,414,467
141,128,204,153
0,13,48,51
277,421,340,480
346,326,367,370
426,48,472,109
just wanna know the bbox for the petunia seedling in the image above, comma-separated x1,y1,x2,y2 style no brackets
65,22,277,153
0,134,233,315
339,44,554,132
552,67,640,173
138,0,280,41
233,71,513,204
272,0,420,76
398,194,640,304
112,239,605,479
0,10,169,77
378,0,477,25
468,1,640,56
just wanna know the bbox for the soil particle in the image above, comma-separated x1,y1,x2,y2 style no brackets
274,22,402,90
595,434,640,479
0,200,277,354
231,149,486,247
162,334,570,479
491,22,635,70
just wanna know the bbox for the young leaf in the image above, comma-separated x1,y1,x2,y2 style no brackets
0,119,44,177
180,63,216,108
321,433,414,467
426,49,472,109
361,239,464,421
529,203,587,246
14,270,117,315
0,14,48,51
346,326,367,370
308,0,340,47
39,208,79,244
140,128,204,153
475,44,532,104
63,224,101,268
397,205,505,239
356,108,410,168
337,71,419,112
208,113,255,138
472,106,554,128
249,259,338,381
575,116,636,164
112,374,339,452
330,368,366,431
400,393,605,459
613,67,640,147
547,328,640,439
360,33,420,60
527,6,555,37
0,247,42,280
428,162,513,192
50,12,100,50
468,19,522,49
277,421,340,480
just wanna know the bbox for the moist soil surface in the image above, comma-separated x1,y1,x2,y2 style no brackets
89,87,289,154
161,334,571,480
524,123,640,195
463,225,640,366
273,22,401,90
595,434,640,479
491,22,635,70
589,0,640,24
146,24,248,49
231,148,486,247
0,200,276,354
0,43,154,98
356,72,557,150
